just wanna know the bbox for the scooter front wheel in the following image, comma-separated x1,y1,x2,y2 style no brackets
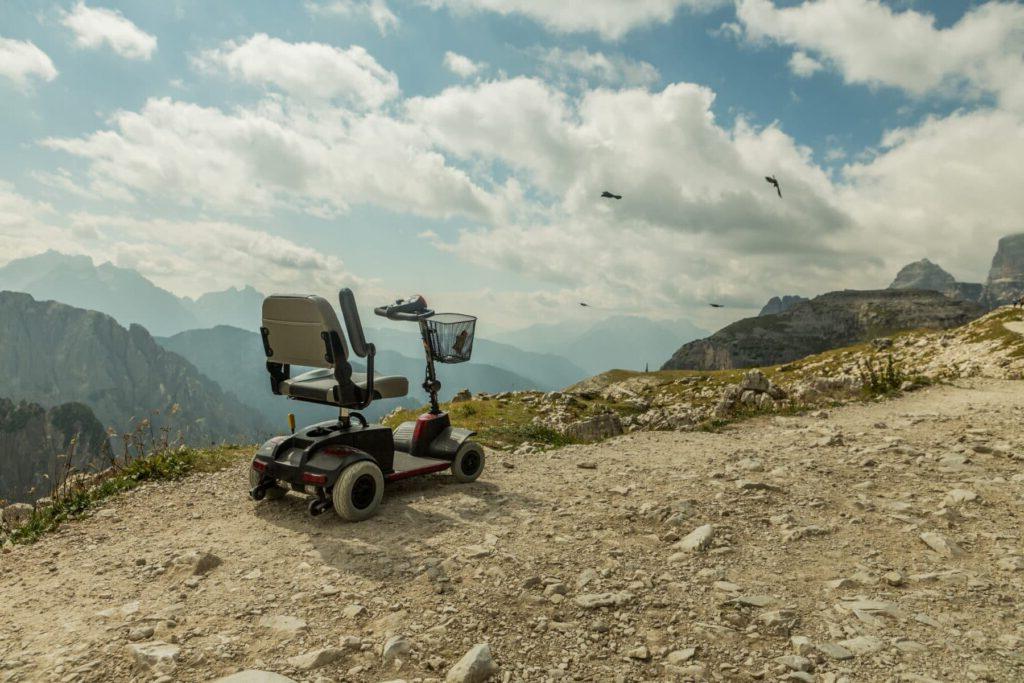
451,441,485,483
332,461,384,521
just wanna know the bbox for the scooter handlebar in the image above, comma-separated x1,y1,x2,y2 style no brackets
374,296,434,321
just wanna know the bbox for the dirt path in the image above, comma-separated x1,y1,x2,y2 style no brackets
1004,320,1024,337
2,379,1023,683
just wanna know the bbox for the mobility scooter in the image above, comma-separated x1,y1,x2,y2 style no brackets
249,289,485,521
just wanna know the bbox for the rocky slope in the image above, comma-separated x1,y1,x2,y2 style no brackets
759,295,808,317
888,259,983,303
662,290,985,371
2,375,1024,681
0,292,267,446
983,233,1024,307
0,399,108,504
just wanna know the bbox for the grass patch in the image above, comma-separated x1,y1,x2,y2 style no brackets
384,396,583,449
963,309,1024,359
2,445,246,546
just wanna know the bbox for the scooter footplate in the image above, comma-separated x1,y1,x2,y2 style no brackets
393,420,415,452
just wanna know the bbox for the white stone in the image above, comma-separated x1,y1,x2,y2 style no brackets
126,642,180,671
287,648,344,671
675,524,714,552
446,643,498,683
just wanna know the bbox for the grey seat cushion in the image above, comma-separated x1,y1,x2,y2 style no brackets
281,368,409,403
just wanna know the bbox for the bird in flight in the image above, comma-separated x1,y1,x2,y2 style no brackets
708,303,724,308
600,191,622,200
580,302,591,307
765,175,782,198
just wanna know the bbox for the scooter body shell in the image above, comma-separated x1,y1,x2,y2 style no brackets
252,419,391,491
392,411,477,461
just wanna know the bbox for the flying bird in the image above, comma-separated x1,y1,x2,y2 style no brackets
709,303,724,308
580,302,591,307
600,191,622,200
765,175,782,198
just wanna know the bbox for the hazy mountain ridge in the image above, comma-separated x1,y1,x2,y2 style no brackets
0,252,266,336
502,315,708,375
0,251,595,387
0,292,268,444
0,398,108,505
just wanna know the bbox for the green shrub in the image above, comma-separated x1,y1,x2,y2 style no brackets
857,354,906,396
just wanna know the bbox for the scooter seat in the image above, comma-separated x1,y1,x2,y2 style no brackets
281,368,409,403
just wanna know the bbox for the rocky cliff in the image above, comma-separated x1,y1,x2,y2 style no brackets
982,233,1024,307
662,289,985,371
758,295,808,316
887,258,983,303
0,398,108,504
0,292,268,446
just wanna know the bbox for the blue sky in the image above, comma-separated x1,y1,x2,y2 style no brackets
1,0,1021,331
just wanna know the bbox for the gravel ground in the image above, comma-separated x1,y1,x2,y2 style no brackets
1,378,1023,683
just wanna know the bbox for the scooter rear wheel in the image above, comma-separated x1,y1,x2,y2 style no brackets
451,441,485,483
332,460,384,521
249,463,286,500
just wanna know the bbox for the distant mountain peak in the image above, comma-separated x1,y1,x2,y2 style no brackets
889,258,957,290
759,295,808,317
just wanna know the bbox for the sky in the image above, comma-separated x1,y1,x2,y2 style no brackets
0,0,1022,332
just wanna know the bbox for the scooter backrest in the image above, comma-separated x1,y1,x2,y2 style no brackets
261,294,349,368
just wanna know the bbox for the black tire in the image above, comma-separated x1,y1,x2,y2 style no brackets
451,441,485,483
332,461,384,522
249,464,286,500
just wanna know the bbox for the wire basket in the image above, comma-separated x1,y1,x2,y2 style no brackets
425,313,476,363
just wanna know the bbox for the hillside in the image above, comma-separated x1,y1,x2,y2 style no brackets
0,292,268,445
0,398,108,504
1,309,1022,681
662,289,985,371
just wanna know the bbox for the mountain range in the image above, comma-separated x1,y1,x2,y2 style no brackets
155,326,547,428
663,289,985,371
0,251,262,336
0,292,267,445
0,251,667,379
501,315,707,375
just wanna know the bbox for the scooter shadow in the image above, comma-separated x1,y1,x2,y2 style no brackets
253,473,541,582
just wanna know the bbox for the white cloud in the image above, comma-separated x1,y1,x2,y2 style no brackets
41,96,508,221
32,33,1024,324
0,183,371,299
839,108,1024,281
61,2,157,60
536,47,660,88
408,78,865,314
443,51,481,78
196,34,399,108
418,0,728,41
305,0,399,36
788,50,822,78
737,0,1024,109
0,37,58,88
